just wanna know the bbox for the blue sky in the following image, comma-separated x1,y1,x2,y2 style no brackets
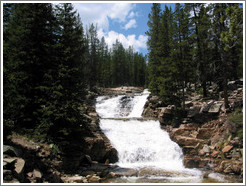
74,3,176,56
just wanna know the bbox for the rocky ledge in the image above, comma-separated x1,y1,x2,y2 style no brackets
98,86,143,96
142,80,243,177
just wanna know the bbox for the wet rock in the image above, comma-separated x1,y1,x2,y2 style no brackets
112,167,138,177
105,148,118,163
80,170,95,177
62,175,86,183
106,172,116,178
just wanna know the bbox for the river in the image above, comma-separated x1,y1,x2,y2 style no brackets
95,89,242,183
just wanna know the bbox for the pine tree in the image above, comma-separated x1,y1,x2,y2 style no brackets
3,3,57,132
146,3,162,94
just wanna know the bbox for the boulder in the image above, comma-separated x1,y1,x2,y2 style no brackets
208,102,223,113
201,101,214,113
33,169,42,182
187,106,201,118
13,158,25,181
105,148,118,163
174,136,204,147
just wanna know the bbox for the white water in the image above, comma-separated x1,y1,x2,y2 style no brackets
96,89,202,182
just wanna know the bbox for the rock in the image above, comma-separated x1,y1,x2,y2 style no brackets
202,144,211,154
3,145,22,157
3,170,13,181
222,145,233,153
185,101,193,108
211,151,219,158
107,172,116,178
224,166,232,174
231,149,242,160
208,102,222,113
201,101,214,113
80,170,95,177
196,128,214,139
187,106,201,118
87,174,100,183
113,168,138,177
62,175,86,183
33,169,42,179
149,96,159,103
47,171,63,183
227,81,237,91
174,136,204,147
231,162,243,175
83,155,92,165
3,158,17,166
198,149,205,156
105,148,118,163
13,158,25,181
89,163,110,172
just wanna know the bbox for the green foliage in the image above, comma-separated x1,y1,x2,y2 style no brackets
229,108,243,140
146,3,243,111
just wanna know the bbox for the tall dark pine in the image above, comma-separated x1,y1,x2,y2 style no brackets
86,24,99,89
3,3,57,132
146,3,162,94
52,3,86,137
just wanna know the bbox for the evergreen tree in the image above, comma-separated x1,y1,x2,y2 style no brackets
146,3,162,94
3,3,57,132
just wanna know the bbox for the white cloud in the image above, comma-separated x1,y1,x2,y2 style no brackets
128,11,135,19
98,29,147,52
74,3,134,31
73,3,146,53
124,19,137,30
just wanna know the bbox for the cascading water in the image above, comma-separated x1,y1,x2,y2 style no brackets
95,89,235,183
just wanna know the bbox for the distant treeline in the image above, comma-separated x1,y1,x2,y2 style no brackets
146,3,243,109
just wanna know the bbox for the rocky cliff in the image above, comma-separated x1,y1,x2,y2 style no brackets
142,80,243,177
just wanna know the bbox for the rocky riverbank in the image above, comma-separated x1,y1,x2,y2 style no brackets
142,80,243,177
3,103,119,183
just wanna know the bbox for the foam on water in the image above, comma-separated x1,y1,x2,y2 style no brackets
96,89,203,182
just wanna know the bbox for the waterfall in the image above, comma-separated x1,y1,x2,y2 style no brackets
96,89,201,176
